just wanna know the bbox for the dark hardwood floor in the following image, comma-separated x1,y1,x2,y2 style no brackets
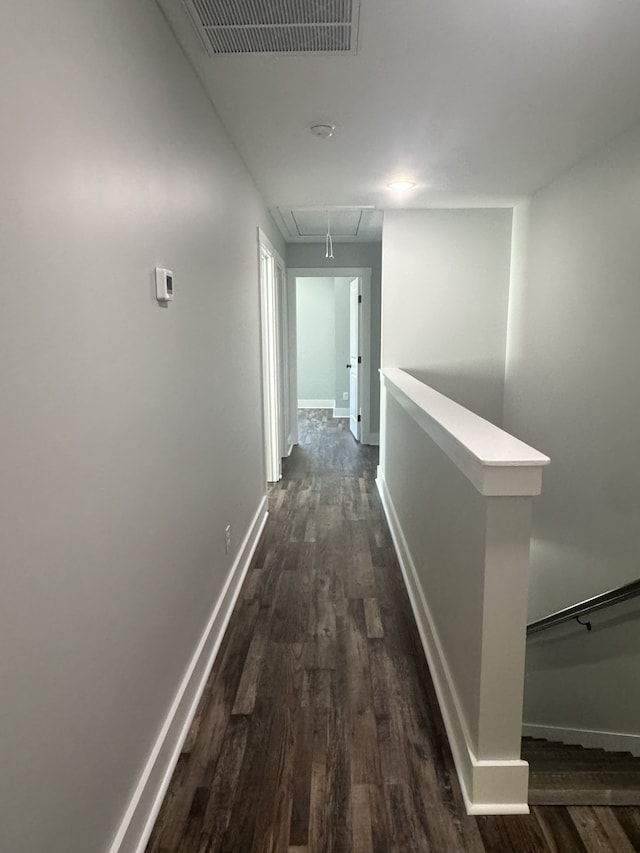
146,410,640,852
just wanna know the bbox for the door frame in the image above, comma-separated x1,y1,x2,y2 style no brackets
348,277,360,441
287,267,373,446
258,229,287,483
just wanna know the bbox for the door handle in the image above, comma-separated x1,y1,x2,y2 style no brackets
346,363,352,368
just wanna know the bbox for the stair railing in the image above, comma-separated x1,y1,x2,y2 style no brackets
527,578,640,635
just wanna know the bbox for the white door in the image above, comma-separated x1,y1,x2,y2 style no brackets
349,278,360,440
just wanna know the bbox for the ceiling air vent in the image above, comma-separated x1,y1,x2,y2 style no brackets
184,0,361,55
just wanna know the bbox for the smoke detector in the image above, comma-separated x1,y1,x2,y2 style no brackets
310,124,336,139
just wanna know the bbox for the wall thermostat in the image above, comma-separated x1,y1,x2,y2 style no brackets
155,268,174,303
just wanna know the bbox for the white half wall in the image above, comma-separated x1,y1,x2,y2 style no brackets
503,120,640,749
0,2,284,851
378,370,548,813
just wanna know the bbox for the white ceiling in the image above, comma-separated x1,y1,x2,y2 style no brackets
158,0,640,242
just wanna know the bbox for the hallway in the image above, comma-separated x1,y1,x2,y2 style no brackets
146,411,640,853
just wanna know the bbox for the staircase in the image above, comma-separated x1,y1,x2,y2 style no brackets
523,737,640,805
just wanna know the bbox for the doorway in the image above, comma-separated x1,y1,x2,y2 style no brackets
287,267,373,447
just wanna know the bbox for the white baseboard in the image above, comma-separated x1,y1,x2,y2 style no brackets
364,431,380,446
522,723,640,758
376,467,529,815
286,427,297,457
298,399,334,409
333,407,349,418
108,497,269,853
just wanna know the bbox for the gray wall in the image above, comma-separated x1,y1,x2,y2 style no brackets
296,277,335,402
381,209,513,425
0,2,285,851
287,242,382,432
503,121,640,743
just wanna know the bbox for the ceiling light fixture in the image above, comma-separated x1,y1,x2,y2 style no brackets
310,123,336,139
387,180,416,192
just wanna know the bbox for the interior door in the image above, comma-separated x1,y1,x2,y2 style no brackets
349,277,360,440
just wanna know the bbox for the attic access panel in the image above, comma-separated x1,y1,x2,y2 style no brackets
185,0,361,55
273,207,383,242
292,208,363,237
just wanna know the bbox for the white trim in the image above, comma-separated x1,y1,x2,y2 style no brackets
522,723,640,758
258,229,286,484
381,369,549,496
286,270,299,447
275,257,289,467
108,498,269,853
298,399,334,409
333,406,350,418
359,272,372,445
376,467,529,814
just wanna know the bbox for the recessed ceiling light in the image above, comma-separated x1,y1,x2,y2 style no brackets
310,124,336,139
387,180,416,192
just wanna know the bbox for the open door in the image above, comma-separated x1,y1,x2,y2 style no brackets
349,277,360,441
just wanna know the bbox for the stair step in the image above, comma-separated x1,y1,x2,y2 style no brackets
523,736,640,806
529,772,640,805
525,757,640,772
523,746,609,760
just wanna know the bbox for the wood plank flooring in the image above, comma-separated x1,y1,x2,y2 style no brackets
146,410,640,852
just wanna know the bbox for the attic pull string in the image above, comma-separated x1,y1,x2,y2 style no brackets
325,211,334,259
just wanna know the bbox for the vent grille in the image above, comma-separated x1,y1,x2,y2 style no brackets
185,0,360,55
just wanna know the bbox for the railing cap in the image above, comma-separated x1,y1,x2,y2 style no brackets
381,367,550,496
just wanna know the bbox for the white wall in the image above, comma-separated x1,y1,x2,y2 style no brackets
296,277,335,403
0,2,285,851
381,209,513,425
287,243,382,431
504,121,640,748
